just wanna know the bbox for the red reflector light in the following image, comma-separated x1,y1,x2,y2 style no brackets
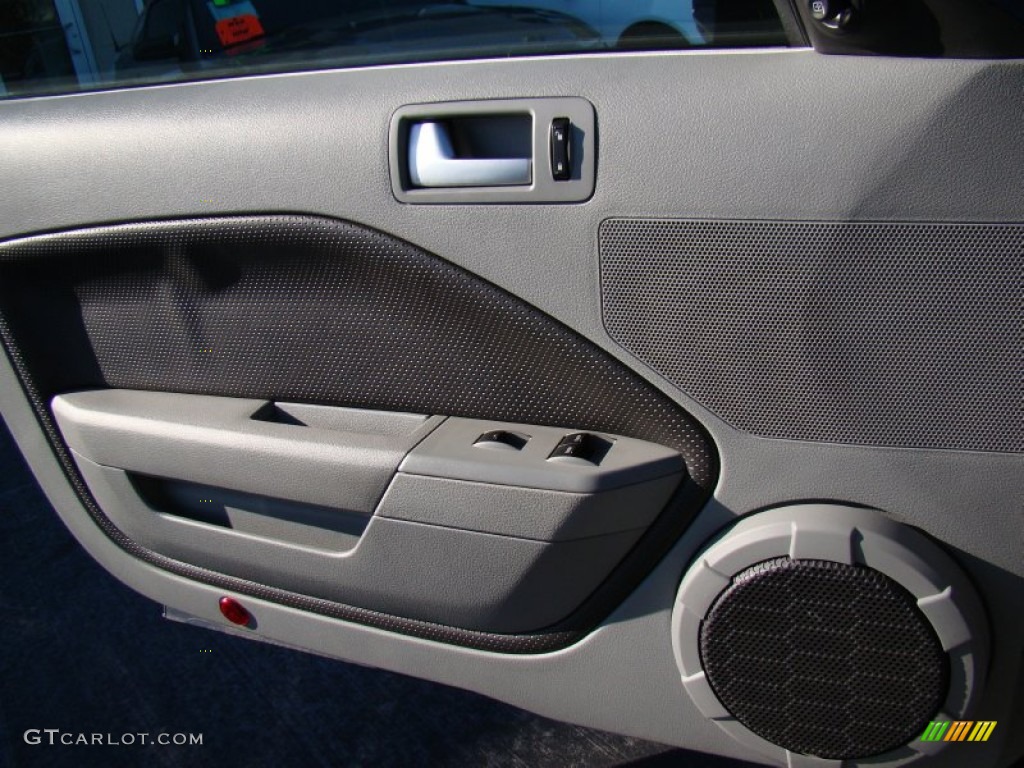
219,596,251,626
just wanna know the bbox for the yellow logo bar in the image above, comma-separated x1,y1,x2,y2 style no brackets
968,722,998,742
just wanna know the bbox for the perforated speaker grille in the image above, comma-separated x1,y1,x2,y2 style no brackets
600,218,1024,452
699,557,948,760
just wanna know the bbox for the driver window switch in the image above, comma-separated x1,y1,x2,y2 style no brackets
548,432,612,465
474,430,530,451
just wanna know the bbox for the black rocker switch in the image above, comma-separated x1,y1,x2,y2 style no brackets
548,432,612,464
550,118,571,181
474,430,529,451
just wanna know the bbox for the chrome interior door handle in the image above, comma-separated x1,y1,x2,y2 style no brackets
408,122,532,188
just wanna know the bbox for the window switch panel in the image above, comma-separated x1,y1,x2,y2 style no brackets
402,418,682,494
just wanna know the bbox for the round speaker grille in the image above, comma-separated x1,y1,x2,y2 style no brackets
699,557,949,760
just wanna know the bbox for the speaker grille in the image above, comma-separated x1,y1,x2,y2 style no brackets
699,557,948,760
600,218,1024,452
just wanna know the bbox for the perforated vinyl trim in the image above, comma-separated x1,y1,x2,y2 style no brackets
600,218,1024,452
0,214,717,652
699,557,949,760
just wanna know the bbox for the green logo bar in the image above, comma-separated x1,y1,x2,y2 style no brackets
921,721,950,742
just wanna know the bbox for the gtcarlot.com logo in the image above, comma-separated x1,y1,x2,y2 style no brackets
24,729,203,746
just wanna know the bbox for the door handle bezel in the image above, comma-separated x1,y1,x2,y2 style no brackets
389,97,596,205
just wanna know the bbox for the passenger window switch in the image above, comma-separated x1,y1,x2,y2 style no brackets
548,432,612,464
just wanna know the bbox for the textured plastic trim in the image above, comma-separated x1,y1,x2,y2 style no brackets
0,214,718,652
671,504,989,767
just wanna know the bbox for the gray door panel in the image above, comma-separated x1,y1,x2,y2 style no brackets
1,50,1022,766
51,388,684,633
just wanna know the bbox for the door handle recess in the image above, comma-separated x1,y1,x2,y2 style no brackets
408,122,532,188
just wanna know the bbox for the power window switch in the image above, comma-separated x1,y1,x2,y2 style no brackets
548,432,612,464
474,430,529,451
550,442,587,460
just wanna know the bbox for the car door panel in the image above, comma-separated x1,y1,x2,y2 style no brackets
1,46,1022,767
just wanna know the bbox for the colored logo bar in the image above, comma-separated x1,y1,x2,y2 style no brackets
921,721,997,742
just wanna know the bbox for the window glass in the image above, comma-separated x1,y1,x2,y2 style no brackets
0,0,787,99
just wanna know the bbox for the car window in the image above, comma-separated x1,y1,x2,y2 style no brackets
0,0,788,99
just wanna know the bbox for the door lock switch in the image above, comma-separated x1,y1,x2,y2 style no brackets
474,430,529,451
548,432,612,464
550,117,571,181
809,0,857,29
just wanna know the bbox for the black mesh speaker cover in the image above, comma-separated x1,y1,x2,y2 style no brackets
699,558,949,759
600,218,1024,452
0,215,717,652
